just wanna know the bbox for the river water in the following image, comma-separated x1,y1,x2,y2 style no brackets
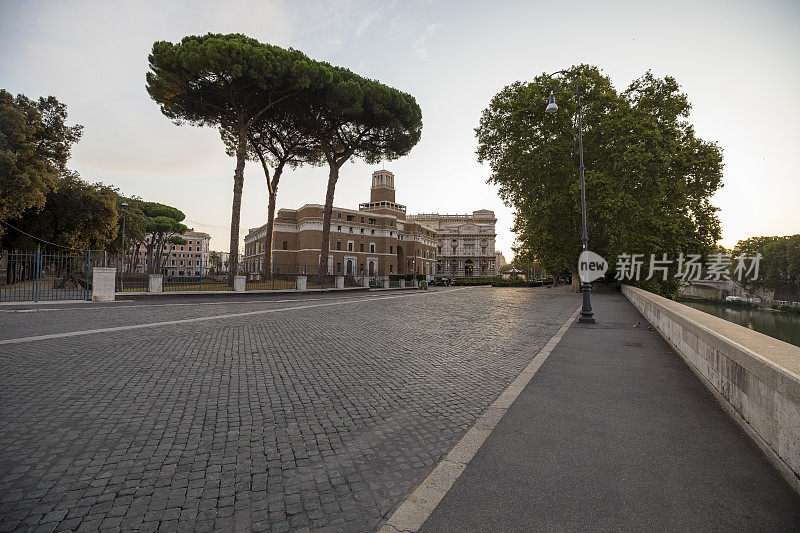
678,300,800,348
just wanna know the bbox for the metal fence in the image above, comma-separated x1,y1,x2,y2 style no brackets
0,248,92,302
243,263,299,291
161,266,230,292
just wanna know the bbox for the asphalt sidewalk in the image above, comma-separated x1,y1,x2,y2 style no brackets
419,292,800,532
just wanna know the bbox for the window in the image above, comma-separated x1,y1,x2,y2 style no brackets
188,246,192,251
360,228,364,234
390,265,394,273
346,215,353,221
336,241,341,250
371,229,375,235
337,225,341,232
349,227,353,233
370,244,375,253
359,243,364,252
360,216,364,223
282,241,288,250
369,218,376,224
348,242,354,251
337,263,341,273
390,246,393,254
337,213,342,219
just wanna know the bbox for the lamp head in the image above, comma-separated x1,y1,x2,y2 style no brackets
545,91,558,114
121,201,129,208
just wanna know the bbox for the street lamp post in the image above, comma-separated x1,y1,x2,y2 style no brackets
120,201,128,292
544,70,595,324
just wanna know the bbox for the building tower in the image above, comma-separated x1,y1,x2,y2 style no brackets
370,169,395,203
360,169,406,219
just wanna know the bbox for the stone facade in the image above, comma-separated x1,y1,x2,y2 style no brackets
244,170,497,278
409,210,498,277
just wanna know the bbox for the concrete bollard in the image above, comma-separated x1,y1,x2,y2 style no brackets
399,280,406,288
383,277,390,289
92,267,116,302
362,276,370,288
148,274,163,293
297,275,307,291
335,276,344,289
233,275,246,292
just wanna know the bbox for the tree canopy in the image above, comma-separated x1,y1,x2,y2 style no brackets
0,90,83,234
3,171,119,251
734,234,800,299
476,66,723,296
146,33,329,280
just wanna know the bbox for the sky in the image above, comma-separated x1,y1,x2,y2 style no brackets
2,0,799,260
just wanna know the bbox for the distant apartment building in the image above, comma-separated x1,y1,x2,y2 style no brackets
133,229,210,276
244,170,497,278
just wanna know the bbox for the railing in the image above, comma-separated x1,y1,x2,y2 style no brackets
0,248,92,302
244,263,299,291
162,267,230,292
117,272,148,293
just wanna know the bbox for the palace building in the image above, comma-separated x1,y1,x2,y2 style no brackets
243,170,497,278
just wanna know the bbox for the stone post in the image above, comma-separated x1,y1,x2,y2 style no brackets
362,276,370,288
297,275,307,291
383,277,390,289
233,275,246,292
92,267,116,302
399,280,406,288
335,276,344,289
148,274,163,293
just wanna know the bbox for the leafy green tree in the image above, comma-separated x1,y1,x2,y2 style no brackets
4,171,119,251
114,197,148,271
209,250,222,274
298,66,422,281
146,33,327,281
734,235,800,298
0,90,83,234
477,66,723,296
139,202,188,274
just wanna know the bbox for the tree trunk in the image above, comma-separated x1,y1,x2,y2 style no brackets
263,186,279,279
570,263,581,293
317,163,338,283
131,242,141,273
228,127,248,284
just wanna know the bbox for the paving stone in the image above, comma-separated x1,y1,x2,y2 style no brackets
0,289,577,531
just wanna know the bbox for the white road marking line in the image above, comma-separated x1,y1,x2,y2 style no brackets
0,288,470,345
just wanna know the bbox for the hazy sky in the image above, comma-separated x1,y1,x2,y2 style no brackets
2,0,798,258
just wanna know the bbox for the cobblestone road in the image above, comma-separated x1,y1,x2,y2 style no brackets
0,287,578,532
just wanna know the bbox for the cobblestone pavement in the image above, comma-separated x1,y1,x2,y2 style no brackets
0,287,578,532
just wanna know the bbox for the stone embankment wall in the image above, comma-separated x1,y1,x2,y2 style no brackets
623,285,800,493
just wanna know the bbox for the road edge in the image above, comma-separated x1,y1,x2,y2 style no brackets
378,304,583,533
